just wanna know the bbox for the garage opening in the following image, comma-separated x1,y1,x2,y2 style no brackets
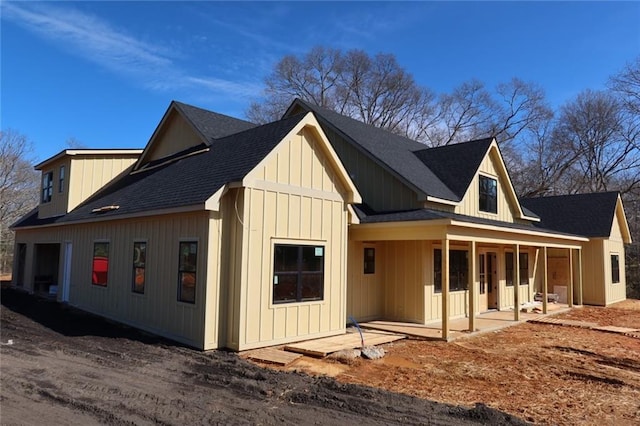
33,243,60,296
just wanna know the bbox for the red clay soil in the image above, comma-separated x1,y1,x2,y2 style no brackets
0,288,525,425
320,301,640,425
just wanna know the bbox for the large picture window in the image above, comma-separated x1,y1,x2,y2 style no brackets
479,175,497,214
132,242,146,294
42,171,53,203
273,244,324,304
611,254,620,284
92,242,109,286
434,249,468,293
178,242,197,303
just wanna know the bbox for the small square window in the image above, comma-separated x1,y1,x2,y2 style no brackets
364,248,375,274
479,175,497,214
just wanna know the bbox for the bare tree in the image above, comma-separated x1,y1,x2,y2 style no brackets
0,129,39,274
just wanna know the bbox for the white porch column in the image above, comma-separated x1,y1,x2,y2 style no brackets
514,244,520,321
468,240,476,332
568,248,574,307
442,238,450,340
577,248,583,305
543,246,548,314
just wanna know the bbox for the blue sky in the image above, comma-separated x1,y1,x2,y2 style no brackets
2,1,639,163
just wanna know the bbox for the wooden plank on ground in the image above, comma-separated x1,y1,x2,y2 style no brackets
244,348,302,366
284,331,404,358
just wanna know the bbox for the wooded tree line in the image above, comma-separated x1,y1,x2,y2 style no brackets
248,47,639,296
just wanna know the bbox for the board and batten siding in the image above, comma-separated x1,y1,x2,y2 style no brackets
67,156,138,212
455,149,518,222
14,211,213,349
141,110,202,165
347,241,385,322
225,127,351,351
383,241,426,323
499,247,533,309
322,127,420,212
604,215,627,305
37,157,71,219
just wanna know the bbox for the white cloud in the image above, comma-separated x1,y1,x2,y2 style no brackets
2,2,259,100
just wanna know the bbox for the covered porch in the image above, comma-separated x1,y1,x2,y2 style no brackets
347,216,587,340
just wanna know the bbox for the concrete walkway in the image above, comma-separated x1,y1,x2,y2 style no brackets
360,302,571,341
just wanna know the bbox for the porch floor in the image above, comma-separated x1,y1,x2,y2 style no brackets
360,302,571,341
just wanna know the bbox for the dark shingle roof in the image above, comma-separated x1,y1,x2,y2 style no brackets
290,100,459,201
521,192,619,237
13,113,306,228
413,138,493,199
173,101,256,142
353,205,579,238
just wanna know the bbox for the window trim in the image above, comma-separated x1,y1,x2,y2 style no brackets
611,253,620,284
478,174,498,214
271,239,326,306
177,240,198,304
58,165,65,193
91,240,110,287
132,240,147,294
42,171,53,203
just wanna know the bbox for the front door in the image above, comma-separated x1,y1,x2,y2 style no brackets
487,252,498,309
61,242,72,303
479,254,488,312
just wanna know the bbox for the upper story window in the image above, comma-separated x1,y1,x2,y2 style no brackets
41,171,53,203
59,166,65,193
479,175,497,214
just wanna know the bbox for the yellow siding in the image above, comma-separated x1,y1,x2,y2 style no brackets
455,149,518,222
383,241,426,322
500,247,533,309
13,211,212,349
604,214,627,304
67,156,138,212
38,158,71,219
323,127,421,212
141,111,203,165
229,128,351,350
581,241,605,305
347,242,384,321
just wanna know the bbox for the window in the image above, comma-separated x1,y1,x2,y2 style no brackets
611,254,620,284
132,242,146,294
59,165,65,193
434,249,468,293
519,253,529,285
273,244,324,304
479,175,497,214
178,242,197,303
506,252,529,286
42,171,53,203
364,247,375,274
92,242,109,286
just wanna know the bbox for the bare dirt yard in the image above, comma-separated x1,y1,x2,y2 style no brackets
0,288,524,426
272,301,640,426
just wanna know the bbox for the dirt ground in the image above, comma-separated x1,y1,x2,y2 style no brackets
275,301,640,426
0,288,524,426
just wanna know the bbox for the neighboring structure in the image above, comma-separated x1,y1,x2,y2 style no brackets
12,99,632,350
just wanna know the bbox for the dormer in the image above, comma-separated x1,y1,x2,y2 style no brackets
35,149,142,219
